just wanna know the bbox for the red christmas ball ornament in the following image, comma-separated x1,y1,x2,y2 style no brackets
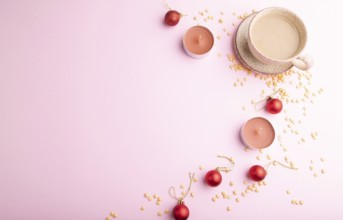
205,169,222,187
248,165,267,181
164,10,181,26
169,173,194,220
172,201,189,220
266,98,283,114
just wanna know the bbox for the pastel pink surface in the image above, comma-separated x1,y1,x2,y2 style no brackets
1,0,343,220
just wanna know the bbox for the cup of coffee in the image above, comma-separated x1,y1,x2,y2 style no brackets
247,7,313,71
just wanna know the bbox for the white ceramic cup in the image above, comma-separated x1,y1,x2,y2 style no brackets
247,7,313,71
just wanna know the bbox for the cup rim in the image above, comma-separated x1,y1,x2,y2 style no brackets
248,7,307,62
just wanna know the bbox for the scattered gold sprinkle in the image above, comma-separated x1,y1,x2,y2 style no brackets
164,209,170,214
243,180,248,185
320,157,325,162
157,211,163,217
256,156,261,160
314,173,318,177
227,206,231,212
235,198,240,203
255,188,259,193
284,156,289,163
148,196,153,201
286,190,291,195
153,193,158,198
140,206,145,211
199,166,204,170
321,169,326,174
180,185,185,190
110,212,118,218
291,200,299,205
232,190,237,195
299,200,304,205
190,192,195,198
309,166,314,171
193,177,198,182
212,197,217,202
144,193,148,198
219,18,223,23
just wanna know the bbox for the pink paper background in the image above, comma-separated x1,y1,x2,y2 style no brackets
1,0,343,219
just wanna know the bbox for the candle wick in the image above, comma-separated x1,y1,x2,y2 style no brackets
254,127,263,135
197,35,202,44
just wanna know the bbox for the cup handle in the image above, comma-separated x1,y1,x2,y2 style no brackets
291,55,314,71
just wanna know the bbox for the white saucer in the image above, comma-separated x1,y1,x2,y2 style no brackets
234,14,293,74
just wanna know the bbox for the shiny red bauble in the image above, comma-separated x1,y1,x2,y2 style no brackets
172,202,189,220
205,169,222,187
248,165,267,181
164,10,181,26
266,98,283,114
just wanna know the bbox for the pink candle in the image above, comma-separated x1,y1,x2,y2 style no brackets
240,117,275,149
183,26,214,58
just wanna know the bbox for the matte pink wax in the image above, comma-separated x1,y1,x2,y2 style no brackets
241,117,275,149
